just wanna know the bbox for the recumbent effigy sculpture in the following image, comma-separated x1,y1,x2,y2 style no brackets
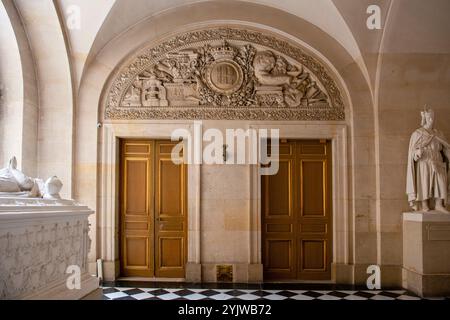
0,156,63,199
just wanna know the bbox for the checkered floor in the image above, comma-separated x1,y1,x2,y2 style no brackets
103,287,446,300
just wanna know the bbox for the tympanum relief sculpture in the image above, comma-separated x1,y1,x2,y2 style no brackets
105,28,344,120
406,108,450,213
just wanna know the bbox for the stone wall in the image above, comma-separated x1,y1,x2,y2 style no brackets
1,0,449,287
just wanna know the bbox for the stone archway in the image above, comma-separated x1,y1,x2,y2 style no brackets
103,27,345,122
0,1,39,176
95,25,354,282
74,1,374,283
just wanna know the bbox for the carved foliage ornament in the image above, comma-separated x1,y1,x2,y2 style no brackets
105,28,345,121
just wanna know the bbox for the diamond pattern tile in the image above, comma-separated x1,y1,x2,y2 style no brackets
101,285,447,301
147,289,171,296
122,288,145,295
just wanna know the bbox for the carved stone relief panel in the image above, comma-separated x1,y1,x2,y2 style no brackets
105,28,345,121
0,212,91,299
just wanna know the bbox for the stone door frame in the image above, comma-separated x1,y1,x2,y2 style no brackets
249,122,349,282
98,121,349,282
98,121,201,281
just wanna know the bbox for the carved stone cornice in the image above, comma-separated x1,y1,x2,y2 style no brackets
105,27,345,121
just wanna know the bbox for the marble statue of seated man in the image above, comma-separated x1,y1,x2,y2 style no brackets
0,156,63,199
406,108,450,213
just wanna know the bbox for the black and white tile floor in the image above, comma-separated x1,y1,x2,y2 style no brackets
102,286,448,301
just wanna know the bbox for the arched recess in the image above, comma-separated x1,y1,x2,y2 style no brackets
76,1,375,283
373,0,450,286
0,1,38,175
12,0,74,198
85,0,369,91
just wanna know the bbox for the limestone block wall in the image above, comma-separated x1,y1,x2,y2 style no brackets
0,1,39,176
0,2,23,170
73,12,375,283
2,0,448,287
200,163,251,281
374,0,450,286
13,0,74,199
195,121,351,282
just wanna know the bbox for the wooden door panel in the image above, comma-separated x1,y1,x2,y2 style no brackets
155,141,187,278
299,223,327,233
120,139,187,278
297,140,332,280
125,159,149,215
158,159,182,216
124,143,151,154
266,240,292,270
262,141,297,280
125,222,149,230
159,221,184,232
299,144,326,155
301,240,326,270
262,140,332,281
120,142,153,277
124,237,149,267
300,160,326,217
263,160,293,217
159,237,184,268
266,223,292,233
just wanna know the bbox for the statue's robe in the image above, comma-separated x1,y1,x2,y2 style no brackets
406,127,450,206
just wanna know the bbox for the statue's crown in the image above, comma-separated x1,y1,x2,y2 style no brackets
210,40,236,60
421,105,434,116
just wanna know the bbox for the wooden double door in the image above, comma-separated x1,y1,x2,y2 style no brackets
120,139,187,278
262,140,332,280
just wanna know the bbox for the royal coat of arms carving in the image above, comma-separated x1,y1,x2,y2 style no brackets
105,28,345,120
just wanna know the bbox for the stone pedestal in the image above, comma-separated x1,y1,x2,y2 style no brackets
402,212,450,297
0,197,99,299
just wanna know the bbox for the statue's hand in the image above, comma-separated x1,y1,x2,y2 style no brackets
413,148,422,161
